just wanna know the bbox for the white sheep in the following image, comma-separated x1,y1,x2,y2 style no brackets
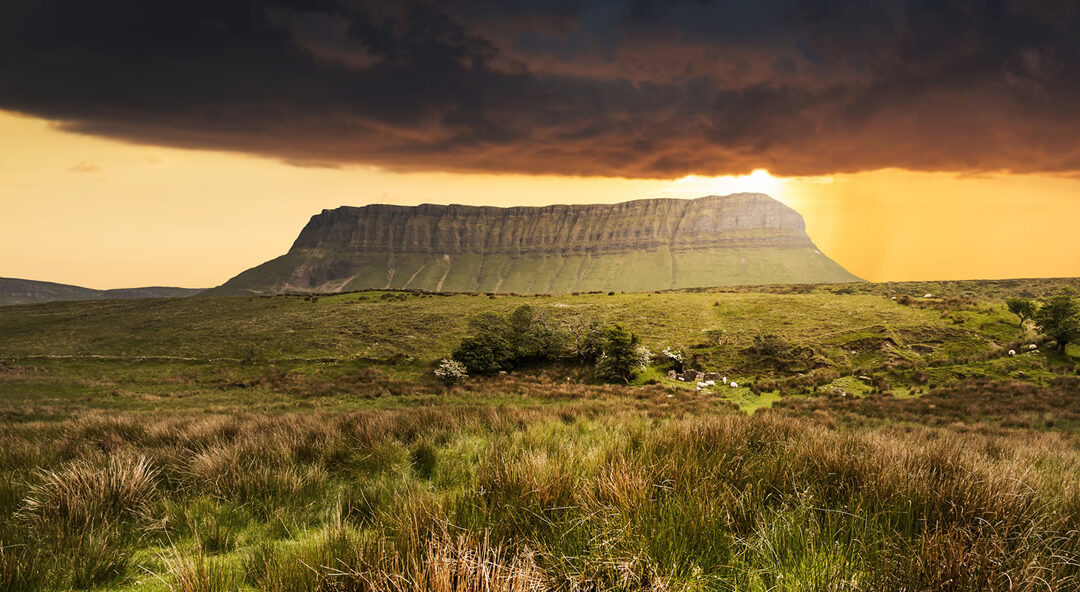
924,293,933,298
696,386,701,391
705,380,715,386
1008,349,1016,356
730,381,739,388
677,377,684,381
722,376,728,384
697,381,707,388
1029,344,1038,350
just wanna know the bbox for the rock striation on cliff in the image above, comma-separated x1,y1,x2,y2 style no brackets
214,193,861,294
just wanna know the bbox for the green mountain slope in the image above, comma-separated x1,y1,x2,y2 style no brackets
213,193,861,295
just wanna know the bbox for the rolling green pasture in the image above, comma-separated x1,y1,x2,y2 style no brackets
1,279,1079,591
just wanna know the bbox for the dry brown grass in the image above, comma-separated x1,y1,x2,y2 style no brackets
3,395,1080,591
20,454,158,536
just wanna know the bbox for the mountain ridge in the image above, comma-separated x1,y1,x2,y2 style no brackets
214,193,862,295
0,277,202,306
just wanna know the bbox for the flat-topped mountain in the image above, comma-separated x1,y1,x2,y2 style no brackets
214,193,861,294
0,277,202,306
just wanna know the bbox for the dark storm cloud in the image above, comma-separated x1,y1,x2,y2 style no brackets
2,0,1080,177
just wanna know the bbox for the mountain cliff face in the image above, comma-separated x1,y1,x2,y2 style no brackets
215,194,861,294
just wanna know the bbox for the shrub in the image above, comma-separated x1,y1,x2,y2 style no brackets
750,334,795,359
595,325,640,383
1034,290,1080,352
661,347,686,372
635,345,653,371
452,334,514,375
433,359,468,386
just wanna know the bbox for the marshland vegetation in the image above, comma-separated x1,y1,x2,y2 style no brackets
2,278,1079,591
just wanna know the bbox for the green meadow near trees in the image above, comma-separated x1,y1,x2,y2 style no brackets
1,278,1079,591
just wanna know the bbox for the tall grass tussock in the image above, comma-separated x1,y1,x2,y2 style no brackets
2,402,1079,591
2,281,1080,590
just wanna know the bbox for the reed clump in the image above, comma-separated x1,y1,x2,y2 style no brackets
3,399,1080,591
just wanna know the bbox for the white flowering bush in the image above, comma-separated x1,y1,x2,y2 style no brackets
662,347,685,372
635,345,653,370
434,358,468,386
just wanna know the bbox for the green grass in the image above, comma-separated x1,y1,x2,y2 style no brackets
4,281,1070,377
4,402,1080,591
1,278,1080,591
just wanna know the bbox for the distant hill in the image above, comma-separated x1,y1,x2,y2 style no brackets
0,277,202,306
212,193,861,295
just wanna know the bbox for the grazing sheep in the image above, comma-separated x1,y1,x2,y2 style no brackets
730,381,739,388
705,380,715,386
722,376,728,384
890,296,897,300
697,381,707,388
924,293,933,298
1008,349,1016,356
677,377,684,381
1029,344,1038,350
696,386,701,391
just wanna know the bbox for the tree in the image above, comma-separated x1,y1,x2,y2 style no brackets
1034,290,1080,352
452,306,570,374
595,324,640,383
468,312,513,336
565,316,604,363
508,305,567,361
1006,297,1037,328
452,333,514,375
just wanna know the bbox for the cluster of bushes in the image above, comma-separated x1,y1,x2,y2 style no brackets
442,306,645,383
1008,290,1080,352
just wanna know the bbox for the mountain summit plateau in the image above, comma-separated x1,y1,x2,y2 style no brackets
214,193,860,294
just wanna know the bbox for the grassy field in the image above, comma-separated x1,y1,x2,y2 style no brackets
1,279,1079,591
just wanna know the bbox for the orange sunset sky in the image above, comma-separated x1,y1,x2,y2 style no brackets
5,1,1080,290
2,109,1078,290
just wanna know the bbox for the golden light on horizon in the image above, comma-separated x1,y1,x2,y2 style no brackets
2,110,1079,289
658,169,792,200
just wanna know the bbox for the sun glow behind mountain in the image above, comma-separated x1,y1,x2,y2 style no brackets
2,110,1079,289
656,170,795,201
